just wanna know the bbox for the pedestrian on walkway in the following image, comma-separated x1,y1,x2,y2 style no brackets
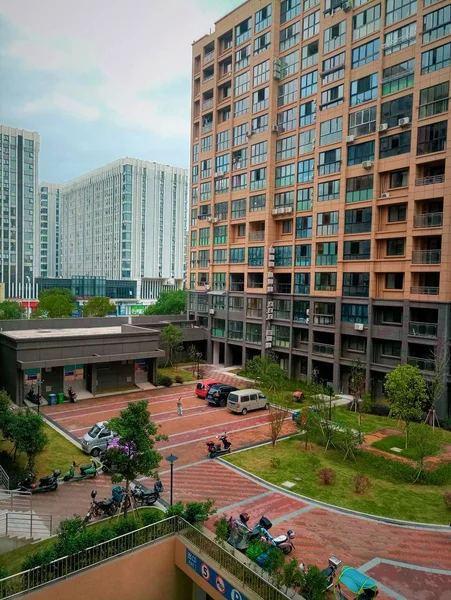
177,397,183,416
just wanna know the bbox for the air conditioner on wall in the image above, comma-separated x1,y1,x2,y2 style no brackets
399,117,410,127
380,192,390,199
378,123,389,132
342,0,353,11
271,125,280,133
362,161,373,169
346,135,355,143
354,323,364,331
209,309,215,315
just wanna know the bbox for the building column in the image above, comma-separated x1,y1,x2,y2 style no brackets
212,341,220,365
400,299,410,365
206,339,213,364
224,344,232,367
332,298,342,392
148,358,158,386
90,364,98,395
436,303,449,420
365,299,373,394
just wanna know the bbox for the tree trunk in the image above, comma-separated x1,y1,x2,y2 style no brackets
405,422,409,449
123,480,130,519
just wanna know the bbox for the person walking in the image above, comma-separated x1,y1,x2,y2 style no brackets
177,397,183,416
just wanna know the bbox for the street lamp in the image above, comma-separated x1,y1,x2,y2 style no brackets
165,454,178,506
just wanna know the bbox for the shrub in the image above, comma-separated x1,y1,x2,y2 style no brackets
141,510,163,526
443,490,451,509
369,404,390,417
213,515,230,544
270,457,281,469
156,375,173,387
318,468,336,486
174,375,184,384
112,518,139,536
353,474,371,494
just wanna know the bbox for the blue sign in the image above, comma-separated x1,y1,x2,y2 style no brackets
186,549,248,600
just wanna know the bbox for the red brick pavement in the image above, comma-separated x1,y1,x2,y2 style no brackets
368,562,451,600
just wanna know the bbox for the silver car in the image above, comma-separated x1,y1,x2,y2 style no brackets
81,421,115,456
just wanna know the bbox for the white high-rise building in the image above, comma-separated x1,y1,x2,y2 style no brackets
60,159,188,298
38,183,61,278
0,125,40,299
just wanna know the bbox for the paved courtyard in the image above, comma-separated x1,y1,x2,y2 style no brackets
37,380,451,599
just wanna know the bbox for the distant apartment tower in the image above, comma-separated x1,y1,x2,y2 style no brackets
0,125,40,298
187,0,451,417
38,183,61,278
61,159,188,299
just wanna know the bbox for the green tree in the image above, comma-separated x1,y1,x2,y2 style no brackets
385,364,428,448
9,411,47,470
0,390,15,444
36,288,76,318
0,300,25,320
82,296,116,317
106,400,165,518
300,565,329,600
144,290,186,315
349,360,366,424
245,356,287,391
410,423,442,482
160,323,184,366
166,500,216,526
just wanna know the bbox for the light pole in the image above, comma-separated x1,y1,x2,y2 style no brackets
25,276,31,319
165,453,178,506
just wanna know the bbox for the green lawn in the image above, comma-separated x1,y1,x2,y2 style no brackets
372,434,442,461
224,436,451,524
331,407,402,434
157,366,195,382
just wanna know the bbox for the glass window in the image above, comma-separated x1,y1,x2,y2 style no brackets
252,114,269,133
342,303,368,324
280,0,301,24
317,211,339,235
298,159,314,183
343,240,371,260
318,179,340,202
348,106,376,138
318,148,341,176
381,341,401,357
298,128,315,155
352,4,381,41
343,273,370,297
235,44,251,71
388,204,407,222
191,208,198,227
274,245,293,266
386,238,405,256
280,50,300,79
383,22,417,55
350,73,378,106
228,320,244,340
250,167,267,190
192,187,198,205
190,230,197,247
302,40,319,69
379,131,411,159
299,100,316,127
316,241,338,266
235,18,251,46
382,59,414,96
230,248,245,263
320,84,344,110
213,225,227,244
386,273,404,289
276,135,297,160
201,136,212,152
294,272,311,294
216,131,230,152
296,215,313,238
200,182,211,201
199,227,210,245
417,121,448,155
272,325,290,348
233,123,248,146
295,244,312,266
215,177,229,195
280,21,300,51
303,10,320,40
200,159,211,178
248,246,265,266
197,249,210,268
246,297,263,318
323,21,346,54
275,163,296,187
320,117,342,146
278,107,298,131
344,207,372,233
192,165,198,184
231,198,246,219
297,187,313,211
249,194,266,211
234,71,250,96
347,140,375,165
380,94,413,128
215,153,230,174
419,82,449,119
214,201,228,220
255,4,272,32
278,79,298,106
254,32,271,54
251,141,267,165
346,175,373,203
304,0,319,8
321,51,345,84
421,42,451,75
232,173,247,190
212,273,226,291
352,38,380,68
422,6,451,43
315,272,337,291
300,70,318,98
234,97,249,117
386,0,417,26
253,60,270,87
275,190,295,208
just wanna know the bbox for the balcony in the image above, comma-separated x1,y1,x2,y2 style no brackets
415,174,445,186
413,212,443,228
410,286,439,295
202,98,214,111
202,122,213,134
272,205,294,216
246,333,262,344
203,51,215,65
274,283,292,294
211,328,225,337
407,356,435,372
313,315,335,326
313,343,335,357
249,231,265,242
411,250,441,264
408,321,438,338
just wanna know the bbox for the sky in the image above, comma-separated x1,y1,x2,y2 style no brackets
0,0,243,182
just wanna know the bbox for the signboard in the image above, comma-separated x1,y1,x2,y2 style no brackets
130,304,145,315
186,550,248,600
24,368,41,384
118,305,127,316
134,359,147,373
64,364,84,381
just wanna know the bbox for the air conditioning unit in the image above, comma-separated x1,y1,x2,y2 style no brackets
266,311,274,319
346,135,355,143
268,260,275,267
267,301,274,308
265,332,273,340
267,273,274,281
246,131,254,138
204,284,210,290
271,125,280,133
211,217,218,223
209,308,215,315
206,216,212,222
380,192,390,199
267,285,274,292
399,117,410,127
342,0,353,11
265,342,272,349
354,323,364,331
213,172,222,178
378,123,389,132
273,58,281,80
362,161,373,170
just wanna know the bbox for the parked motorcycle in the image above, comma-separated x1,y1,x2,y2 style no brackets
26,387,42,406
206,433,232,458
63,460,97,482
321,556,342,590
227,513,272,551
84,490,118,523
132,480,164,506
67,387,77,403
261,527,295,554
19,469,61,493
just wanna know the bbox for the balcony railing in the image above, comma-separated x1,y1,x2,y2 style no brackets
274,283,292,294
313,315,335,326
313,343,335,357
203,51,215,64
410,286,439,295
411,249,441,264
413,212,443,228
272,205,294,216
408,321,438,338
230,282,245,292
415,174,445,186
203,73,214,83
211,328,225,337
274,311,291,320
407,356,436,372
248,280,264,289
246,334,262,344
249,231,265,242
202,98,214,111
417,139,447,155
202,122,213,133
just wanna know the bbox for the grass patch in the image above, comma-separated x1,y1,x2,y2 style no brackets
372,435,441,461
0,507,164,576
331,407,401,434
224,436,451,524
157,367,195,382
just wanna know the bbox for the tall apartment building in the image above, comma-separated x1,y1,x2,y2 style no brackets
38,183,61,278
0,125,40,299
188,0,451,417
60,158,188,299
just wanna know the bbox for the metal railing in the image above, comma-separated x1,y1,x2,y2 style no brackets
203,73,214,83
203,51,215,64
407,356,436,372
412,249,441,264
0,512,53,540
313,343,335,356
413,212,443,228
274,284,292,294
0,465,9,490
410,286,439,295
246,334,262,344
202,98,214,111
0,489,32,512
408,321,438,338
313,315,335,326
249,231,265,241
415,174,445,186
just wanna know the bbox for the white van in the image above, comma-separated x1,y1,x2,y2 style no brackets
227,389,269,415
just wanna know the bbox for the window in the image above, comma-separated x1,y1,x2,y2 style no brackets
190,230,197,247
232,173,247,190
388,204,407,222
234,97,249,117
344,240,371,260
387,238,405,256
280,21,301,52
350,74,378,106
297,187,313,211
215,153,230,174
384,22,416,55
380,94,413,129
321,52,345,84
251,141,267,165
347,140,375,165
320,84,344,110
317,211,339,235
352,38,380,68
231,198,246,219
323,21,346,54
275,190,295,209
298,159,314,183
422,6,451,44
342,303,368,324
212,318,226,337
302,40,319,69
278,107,298,132
193,143,199,162
316,242,337,266
315,272,337,291
318,148,341,176
190,250,196,268
234,71,250,96
233,123,248,146
381,341,401,357
213,225,227,244
343,273,370,297
353,4,381,40
254,32,271,54
200,159,211,178
303,10,320,40
386,273,404,289
197,272,209,287
215,201,228,220
300,71,318,98
386,0,417,26
318,179,340,202
278,79,298,107
280,50,300,79
282,220,293,234
348,106,376,138
252,114,269,134
272,325,290,348
235,44,250,71
298,129,315,155
213,249,227,264
345,207,372,233
419,82,449,119
192,187,198,205
200,181,211,201
191,208,198,227
320,117,342,146
255,4,272,32
299,100,316,126
273,299,291,321
213,273,226,291
421,43,451,75
379,131,411,159
294,272,311,294
304,0,319,8
249,194,266,212
274,246,293,268
382,59,414,96
215,177,229,195
228,320,243,340
277,135,296,160
201,136,212,152
230,248,245,263
346,175,373,203
198,249,210,267
296,215,313,238
247,297,263,318
192,165,198,184
199,227,210,246
281,0,301,24
253,60,270,87
216,131,230,152
295,244,312,266
348,337,366,353
275,163,296,188
417,121,447,155
250,167,267,190
236,18,251,46
248,246,265,268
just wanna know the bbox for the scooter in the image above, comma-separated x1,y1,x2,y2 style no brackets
19,469,61,493
321,556,342,590
84,490,118,523
63,460,97,482
26,387,42,406
261,527,296,554
206,433,232,458
67,387,77,403
227,514,272,551
132,480,164,506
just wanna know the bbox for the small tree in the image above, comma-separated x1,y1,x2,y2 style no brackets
245,356,287,391
166,500,216,526
333,425,363,461
349,360,366,424
410,422,442,483
160,323,184,366
36,288,76,318
10,411,47,471
144,290,186,315
82,297,116,317
300,565,329,600
268,404,287,447
106,400,165,518
0,300,26,320
298,408,322,450
426,339,449,430
384,364,427,448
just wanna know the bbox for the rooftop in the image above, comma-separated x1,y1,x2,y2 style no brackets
3,327,124,340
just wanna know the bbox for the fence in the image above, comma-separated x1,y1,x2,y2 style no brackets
0,512,52,540
0,466,9,491
0,490,32,513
